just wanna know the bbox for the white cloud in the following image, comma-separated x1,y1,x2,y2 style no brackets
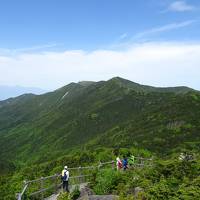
168,1,195,12
133,20,196,40
0,42,200,90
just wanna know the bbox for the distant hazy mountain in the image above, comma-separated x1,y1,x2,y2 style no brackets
0,85,46,100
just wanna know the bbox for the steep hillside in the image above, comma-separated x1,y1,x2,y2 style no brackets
0,77,199,169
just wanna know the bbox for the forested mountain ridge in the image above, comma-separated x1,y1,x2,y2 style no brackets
0,77,200,199
0,77,199,168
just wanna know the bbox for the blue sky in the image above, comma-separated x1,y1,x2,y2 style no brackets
0,0,199,50
0,0,200,90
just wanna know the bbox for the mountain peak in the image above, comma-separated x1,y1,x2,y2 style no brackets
109,76,129,82
78,81,95,87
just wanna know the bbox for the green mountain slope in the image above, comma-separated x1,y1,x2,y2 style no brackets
0,77,199,169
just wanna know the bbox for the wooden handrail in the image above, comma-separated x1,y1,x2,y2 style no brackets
29,184,61,197
17,174,93,199
26,174,59,184
16,157,153,199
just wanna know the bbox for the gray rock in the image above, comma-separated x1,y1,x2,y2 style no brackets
89,195,119,200
134,187,143,197
78,194,119,200
77,185,94,200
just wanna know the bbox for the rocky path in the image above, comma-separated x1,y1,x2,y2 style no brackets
77,184,119,200
44,193,59,200
78,195,119,200
45,183,119,200
45,183,89,200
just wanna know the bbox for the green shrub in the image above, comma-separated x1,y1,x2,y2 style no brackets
93,168,122,194
57,192,70,200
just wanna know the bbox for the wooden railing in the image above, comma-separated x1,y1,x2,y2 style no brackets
16,157,153,200
16,166,95,200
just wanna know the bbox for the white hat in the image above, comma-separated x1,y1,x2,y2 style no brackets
64,166,68,169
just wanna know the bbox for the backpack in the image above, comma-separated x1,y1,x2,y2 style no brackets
63,171,67,181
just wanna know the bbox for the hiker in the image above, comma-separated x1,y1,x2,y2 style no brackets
116,157,123,170
129,155,135,167
61,166,69,192
122,156,128,170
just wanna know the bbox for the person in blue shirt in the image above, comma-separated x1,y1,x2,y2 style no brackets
122,156,128,170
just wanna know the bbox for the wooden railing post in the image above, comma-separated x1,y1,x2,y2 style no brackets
79,166,83,183
112,161,115,169
141,158,144,168
16,180,28,200
54,174,58,193
138,157,141,167
40,177,44,200
16,193,21,200
98,161,102,170
23,180,27,199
